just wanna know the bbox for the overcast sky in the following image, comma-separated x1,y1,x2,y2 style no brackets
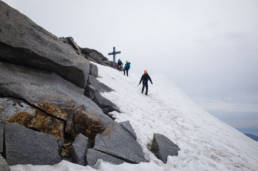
3,0,258,135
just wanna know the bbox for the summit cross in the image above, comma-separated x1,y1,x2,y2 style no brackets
108,46,121,66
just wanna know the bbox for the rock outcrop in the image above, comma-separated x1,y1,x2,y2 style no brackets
94,123,146,164
5,123,61,165
0,1,89,88
0,1,146,167
0,62,113,128
151,133,180,163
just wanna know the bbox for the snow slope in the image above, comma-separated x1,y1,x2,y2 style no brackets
11,64,258,171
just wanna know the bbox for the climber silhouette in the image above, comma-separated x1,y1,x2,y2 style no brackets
124,61,131,76
139,70,153,95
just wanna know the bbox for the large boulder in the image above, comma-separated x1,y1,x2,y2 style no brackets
0,62,113,129
71,134,88,165
0,155,10,171
0,1,89,88
5,123,61,165
151,133,180,163
86,149,124,166
94,123,146,164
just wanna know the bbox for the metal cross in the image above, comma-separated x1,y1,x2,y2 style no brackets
108,46,121,66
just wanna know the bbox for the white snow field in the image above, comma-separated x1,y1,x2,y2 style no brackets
11,64,258,171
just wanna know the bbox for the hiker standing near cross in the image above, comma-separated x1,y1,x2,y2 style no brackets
108,46,121,66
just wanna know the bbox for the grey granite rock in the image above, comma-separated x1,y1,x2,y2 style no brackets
0,1,89,88
0,62,113,128
0,123,3,153
89,63,98,77
94,123,145,163
0,155,10,171
151,133,180,163
0,98,35,122
5,123,61,165
71,134,88,165
81,48,108,65
59,37,81,55
86,149,124,166
119,121,137,140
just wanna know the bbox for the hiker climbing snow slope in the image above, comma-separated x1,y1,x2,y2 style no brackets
139,70,153,95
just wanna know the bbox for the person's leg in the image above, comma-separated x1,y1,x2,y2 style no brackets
126,69,128,76
145,84,149,95
124,69,125,75
142,84,144,94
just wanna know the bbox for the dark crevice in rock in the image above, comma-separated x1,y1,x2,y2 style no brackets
0,95,64,122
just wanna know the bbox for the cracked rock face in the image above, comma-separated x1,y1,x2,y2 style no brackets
0,62,113,128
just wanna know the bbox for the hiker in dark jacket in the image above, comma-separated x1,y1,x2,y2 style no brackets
117,59,123,70
124,61,131,76
139,70,153,95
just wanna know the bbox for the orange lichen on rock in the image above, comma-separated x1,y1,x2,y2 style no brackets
60,141,73,158
38,103,69,120
72,108,104,139
28,110,64,140
102,124,115,136
6,112,33,127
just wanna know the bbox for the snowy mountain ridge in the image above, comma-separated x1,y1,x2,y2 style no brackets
11,63,258,171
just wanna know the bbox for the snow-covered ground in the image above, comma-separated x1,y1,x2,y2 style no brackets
11,64,258,171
